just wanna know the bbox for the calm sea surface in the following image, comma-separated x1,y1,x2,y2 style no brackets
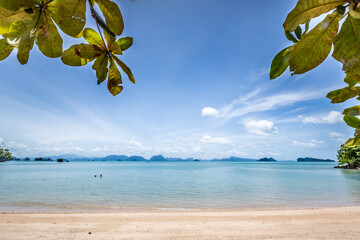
0,161,360,212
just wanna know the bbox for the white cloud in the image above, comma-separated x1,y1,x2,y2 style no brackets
103,145,111,151
243,119,278,136
51,146,83,152
192,146,202,152
303,111,343,124
292,139,323,148
92,147,102,152
249,68,269,82
2,140,29,150
129,139,144,148
200,135,231,144
328,132,346,143
227,149,249,157
201,87,330,120
329,132,345,138
267,152,283,157
201,107,219,117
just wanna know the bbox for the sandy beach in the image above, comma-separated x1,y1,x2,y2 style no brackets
0,207,359,240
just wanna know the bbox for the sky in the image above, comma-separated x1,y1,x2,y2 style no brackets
0,0,355,160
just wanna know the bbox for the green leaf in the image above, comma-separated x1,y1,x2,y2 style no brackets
95,0,124,36
0,7,31,34
295,25,302,39
352,134,360,146
349,3,360,19
348,73,360,83
289,12,341,75
344,105,360,117
283,0,346,32
36,13,63,58
104,29,115,49
110,41,122,55
344,74,360,87
342,135,360,147
74,43,104,59
326,86,360,103
83,28,106,49
285,31,298,43
116,37,133,51
61,45,88,66
0,38,13,61
105,31,122,55
333,16,360,74
0,0,36,11
304,20,310,34
92,54,109,84
107,58,123,96
270,47,292,79
4,11,42,64
345,137,355,146
113,55,135,84
344,115,360,129
48,0,86,37
92,8,115,37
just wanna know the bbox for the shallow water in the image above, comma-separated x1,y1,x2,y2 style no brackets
0,161,359,212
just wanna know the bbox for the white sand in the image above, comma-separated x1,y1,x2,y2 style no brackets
1,206,360,239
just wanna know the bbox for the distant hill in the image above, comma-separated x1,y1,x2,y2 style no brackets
297,157,335,162
258,157,277,162
128,156,147,161
17,154,336,163
47,154,86,160
34,158,53,161
103,155,129,161
150,155,166,161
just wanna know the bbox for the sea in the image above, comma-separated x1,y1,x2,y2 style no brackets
0,161,360,212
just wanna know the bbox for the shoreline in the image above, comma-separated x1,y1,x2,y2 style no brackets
1,203,359,214
1,206,360,239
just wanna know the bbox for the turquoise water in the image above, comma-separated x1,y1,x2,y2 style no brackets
0,161,360,212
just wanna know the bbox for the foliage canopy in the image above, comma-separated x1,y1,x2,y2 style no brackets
271,0,360,146
0,147,13,161
0,0,134,96
337,144,360,168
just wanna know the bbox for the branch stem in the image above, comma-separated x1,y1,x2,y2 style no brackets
87,0,108,52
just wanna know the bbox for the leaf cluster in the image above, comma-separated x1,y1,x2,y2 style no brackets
337,144,360,168
0,0,134,96
0,147,13,160
271,0,360,146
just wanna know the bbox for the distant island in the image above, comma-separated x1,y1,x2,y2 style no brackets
2,154,336,163
34,158,53,162
258,158,277,162
9,154,259,162
297,157,335,162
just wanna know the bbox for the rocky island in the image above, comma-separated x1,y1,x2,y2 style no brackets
297,157,335,162
258,157,277,162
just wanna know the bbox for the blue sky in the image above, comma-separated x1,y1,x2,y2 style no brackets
0,0,355,160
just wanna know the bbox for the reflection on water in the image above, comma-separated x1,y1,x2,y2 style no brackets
339,169,360,205
0,161,359,212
